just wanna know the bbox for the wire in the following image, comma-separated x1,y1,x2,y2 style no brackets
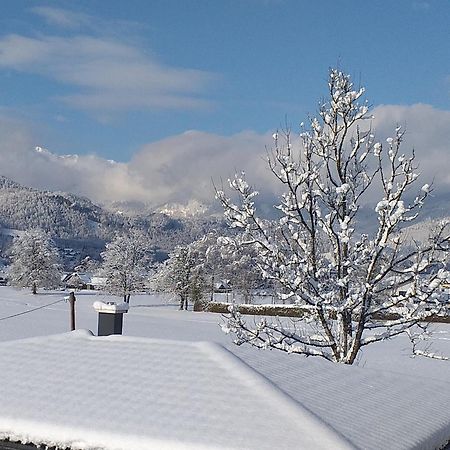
0,298,66,322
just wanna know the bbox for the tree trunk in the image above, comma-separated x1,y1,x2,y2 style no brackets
179,295,184,310
184,296,188,310
210,274,215,302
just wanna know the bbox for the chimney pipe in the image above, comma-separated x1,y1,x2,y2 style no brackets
93,301,129,336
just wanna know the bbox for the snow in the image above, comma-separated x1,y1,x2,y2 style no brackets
0,287,448,449
335,183,350,194
157,199,208,218
92,300,129,313
0,331,349,450
232,346,450,450
375,199,389,213
373,142,382,156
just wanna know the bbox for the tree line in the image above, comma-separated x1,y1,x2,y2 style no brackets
7,228,263,309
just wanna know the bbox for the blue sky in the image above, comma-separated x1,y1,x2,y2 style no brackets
0,0,449,207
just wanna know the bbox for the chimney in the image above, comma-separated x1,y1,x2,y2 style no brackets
93,301,129,336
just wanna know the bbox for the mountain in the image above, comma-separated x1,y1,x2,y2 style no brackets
156,199,210,218
0,175,228,267
398,216,450,244
0,176,24,190
0,175,125,240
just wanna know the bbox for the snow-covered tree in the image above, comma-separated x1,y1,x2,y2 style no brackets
153,243,205,310
153,232,265,309
216,69,449,364
9,229,62,294
100,230,153,303
217,236,265,304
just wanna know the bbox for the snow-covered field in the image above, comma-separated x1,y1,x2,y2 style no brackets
0,286,450,449
0,286,449,381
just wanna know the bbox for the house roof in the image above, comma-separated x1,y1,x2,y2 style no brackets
231,345,450,450
0,331,349,450
63,272,92,285
0,331,449,450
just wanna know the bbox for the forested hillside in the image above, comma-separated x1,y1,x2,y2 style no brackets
0,175,127,239
0,175,227,266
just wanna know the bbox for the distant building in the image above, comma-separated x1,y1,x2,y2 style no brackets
61,272,108,291
214,280,232,293
62,272,93,290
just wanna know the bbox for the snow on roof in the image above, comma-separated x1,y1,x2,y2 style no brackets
0,331,350,450
231,346,450,450
64,272,92,284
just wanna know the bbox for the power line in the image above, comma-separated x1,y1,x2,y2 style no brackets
0,298,66,322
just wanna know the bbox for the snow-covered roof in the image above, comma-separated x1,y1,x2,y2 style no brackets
64,272,92,284
214,280,231,289
231,345,450,450
0,331,349,450
0,332,449,450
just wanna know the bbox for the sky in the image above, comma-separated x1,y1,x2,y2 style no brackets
0,0,449,209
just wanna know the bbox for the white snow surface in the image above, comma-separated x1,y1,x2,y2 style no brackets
0,331,349,450
92,300,129,313
0,288,449,449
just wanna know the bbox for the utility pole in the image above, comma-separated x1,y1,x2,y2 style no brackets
69,292,76,331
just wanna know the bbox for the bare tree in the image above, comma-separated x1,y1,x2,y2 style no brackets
216,69,449,364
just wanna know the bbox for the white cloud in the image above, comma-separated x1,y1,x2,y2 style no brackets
0,104,448,216
371,103,450,191
0,117,275,207
29,6,146,35
0,114,149,204
0,34,215,112
129,130,277,206
125,104,450,210
30,6,92,29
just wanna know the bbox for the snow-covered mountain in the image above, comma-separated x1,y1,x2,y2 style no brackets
156,199,210,218
398,216,450,244
0,175,228,266
0,175,124,240
106,198,216,219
